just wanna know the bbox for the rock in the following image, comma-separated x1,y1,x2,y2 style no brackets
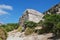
7,31,53,40
19,9,44,29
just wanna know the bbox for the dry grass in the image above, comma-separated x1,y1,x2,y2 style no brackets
0,27,7,40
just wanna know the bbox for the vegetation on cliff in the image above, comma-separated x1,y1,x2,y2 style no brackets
40,14,60,38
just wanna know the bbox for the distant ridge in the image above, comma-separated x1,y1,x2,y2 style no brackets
44,3,60,14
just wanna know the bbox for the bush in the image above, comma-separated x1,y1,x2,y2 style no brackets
0,27,7,40
0,38,2,40
24,27,34,35
17,26,22,32
25,21,37,28
0,23,18,32
35,29,45,34
56,22,60,30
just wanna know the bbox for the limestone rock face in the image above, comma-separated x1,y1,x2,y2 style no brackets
19,9,44,29
26,9,44,23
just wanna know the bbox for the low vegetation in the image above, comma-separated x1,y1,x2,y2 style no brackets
25,21,37,28
17,26,22,32
0,38,2,40
24,21,37,35
24,27,34,35
0,23,18,40
0,27,7,40
41,14,60,37
0,23,18,32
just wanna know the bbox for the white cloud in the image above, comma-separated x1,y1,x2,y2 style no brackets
0,4,13,23
0,9,8,15
0,4,13,15
0,4,13,10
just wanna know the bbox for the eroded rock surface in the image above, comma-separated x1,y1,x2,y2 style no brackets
7,30,53,40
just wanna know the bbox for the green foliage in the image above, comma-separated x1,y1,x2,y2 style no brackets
56,22,60,30
0,23,18,32
43,14,60,24
37,29,45,34
38,20,43,26
0,38,2,40
0,27,7,40
43,21,53,33
17,26,22,32
42,14,60,36
24,27,34,35
25,21,37,28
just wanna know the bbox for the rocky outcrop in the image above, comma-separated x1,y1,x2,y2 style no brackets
19,9,44,29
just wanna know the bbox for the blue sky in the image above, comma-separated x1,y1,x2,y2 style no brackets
0,0,60,24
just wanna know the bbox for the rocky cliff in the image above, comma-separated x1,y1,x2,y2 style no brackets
19,9,44,28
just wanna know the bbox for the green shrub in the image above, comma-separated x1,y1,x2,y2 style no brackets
0,27,7,40
17,26,22,32
0,38,2,40
35,29,45,34
38,29,45,34
25,21,37,28
24,27,34,35
56,22,60,30
0,23,18,32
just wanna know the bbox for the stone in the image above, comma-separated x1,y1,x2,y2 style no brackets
7,31,53,40
19,9,44,29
